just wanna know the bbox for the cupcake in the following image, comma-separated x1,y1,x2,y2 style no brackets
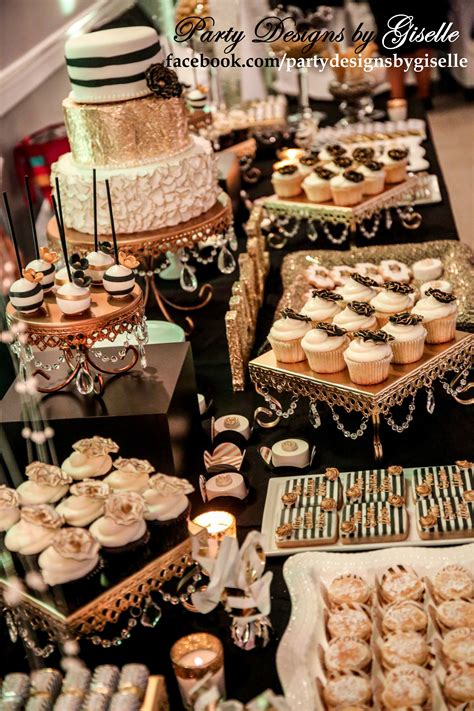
302,167,335,202
4,505,64,555
381,312,427,364
330,169,365,207
324,637,372,673
379,259,411,284
420,279,452,296
62,436,119,480
143,473,194,547
382,148,409,184
56,480,110,527
305,264,335,290
327,574,371,606
268,308,311,363
382,601,428,635
271,163,303,198
327,605,372,641
412,257,443,282
0,486,21,531
323,673,372,708
352,147,375,164
332,302,378,333
411,288,458,344
381,665,430,709
444,663,474,706
319,144,348,162
38,527,101,587
380,567,425,604
104,458,154,494
433,565,473,601
358,160,386,195
300,288,343,324
442,627,474,665
89,492,147,553
336,274,378,304
301,322,349,373
370,282,414,327
17,462,72,505
381,631,430,669
355,262,384,286
297,152,320,177
343,330,393,386
325,155,354,175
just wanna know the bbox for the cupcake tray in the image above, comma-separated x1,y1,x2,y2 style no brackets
261,467,474,557
276,542,474,710
249,331,473,460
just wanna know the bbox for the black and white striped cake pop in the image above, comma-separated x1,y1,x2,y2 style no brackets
102,180,138,298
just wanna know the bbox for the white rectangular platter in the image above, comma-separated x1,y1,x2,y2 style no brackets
276,543,474,711
261,467,473,556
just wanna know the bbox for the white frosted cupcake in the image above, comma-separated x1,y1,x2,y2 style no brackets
297,152,320,177
370,282,415,327
0,486,21,531
382,312,427,364
89,492,147,552
412,257,443,281
62,436,119,480
411,288,458,344
380,259,411,283
39,527,101,586
352,146,376,164
330,169,365,206
420,279,452,296
332,301,378,333
343,330,394,385
318,144,348,162
325,155,354,175
271,163,303,198
336,274,378,304
104,457,154,494
4,504,64,555
382,148,409,183
358,160,386,195
268,308,312,362
302,167,336,202
301,289,343,324
301,323,349,373
56,480,110,527
17,462,72,505
143,473,193,546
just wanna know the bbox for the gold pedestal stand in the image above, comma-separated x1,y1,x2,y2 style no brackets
7,286,145,395
46,195,233,335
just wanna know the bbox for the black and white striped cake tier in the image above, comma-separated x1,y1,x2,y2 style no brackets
412,464,474,501
416,496,474,540
276,505,338,548
340,500,408,545
281,475,341,508
342,469,405,503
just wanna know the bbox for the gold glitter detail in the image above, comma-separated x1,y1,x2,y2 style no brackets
304,511,314,529
341,520,355,533
379,507,391,524
276,523,293,539
223,416,240,429
305,479,315,497
416,483,432,497
443,501,455,520
63,96,191,168
453,472,463,486
292,483,302,496
420,513,437,528
388,494,405,507
364,507,377,528
316,513,326,530
438,469,449,489
428,505,441,518
317,481,327,496
347,485,362,500
281,492,298,507
322,498,337,511
457,502,470,518
292,517,303,530
281,440,298,452
325,467,340,481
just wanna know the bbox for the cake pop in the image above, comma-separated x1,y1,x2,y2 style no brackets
102,180,139,298
85,169,114,285
23,176,58,291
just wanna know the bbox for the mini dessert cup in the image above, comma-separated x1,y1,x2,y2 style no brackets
301,323,348,374
383,148,409,184
268,308,311,363
382,312,427,365
358,160,386,195
345,353,392,385
271,163,303,198
411,288,458,344
330,170,365,207
422,312,457,344
343,330,394,386
302,167,335,202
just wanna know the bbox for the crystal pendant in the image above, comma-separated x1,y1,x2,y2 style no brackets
217,245,236,274
141,597,162,628
307,223,318,242
138,344,147,369
5,611,18,643
385,209,393,230
310,401,321,428
180,264,198,292
76,366,94,395
426,387,435,414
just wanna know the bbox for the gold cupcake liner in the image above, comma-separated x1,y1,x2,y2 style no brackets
302,183,332,202
390,334,426,364
304,340,348,374
384,161,407,184
272,176,303,198
268,335,306,363
362,175,385,195
424,313,457,344
345,354,392,385
330,185,364,207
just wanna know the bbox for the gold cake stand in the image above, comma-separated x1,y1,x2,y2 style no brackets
46,195,233,334
249,332,474,460
7,286,145,395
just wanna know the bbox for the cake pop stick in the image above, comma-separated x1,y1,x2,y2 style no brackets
24,175,39,260
93,168,98,251
2,192,22,273
55,177,65,236
105,179,119,263
103,179,137,298
52,195,72,283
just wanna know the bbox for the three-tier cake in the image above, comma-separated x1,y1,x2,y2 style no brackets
51,26,219,234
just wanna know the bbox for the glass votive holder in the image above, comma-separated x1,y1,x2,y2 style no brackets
171,633,225,710
387,99,407,122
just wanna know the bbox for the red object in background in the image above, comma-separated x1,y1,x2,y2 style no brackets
13,124,70,205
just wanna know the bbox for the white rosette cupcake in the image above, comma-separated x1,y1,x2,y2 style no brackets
143,473,194,547
0,486,21,531
370,282,415,327
336,273,378,305
332,301,378,334
330,169,365,207
411,288,458,344
89,492,148,557
302,167,336,202
301,289,343,325
301,322,349,373
382,312,427,364
56,479,110,527
61,436,119,480
17,462,72,505
352,146,376,165
104,457,154,493
325,155,354,176
318,144,348,163
268,308,312,362
271,163,303,198
358,160,386,195
382,147,409,183
297,152,320,177
39,527,102,590
5,504,64,555
343,330,394,385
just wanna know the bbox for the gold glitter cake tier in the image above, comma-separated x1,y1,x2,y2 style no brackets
63,95,191,168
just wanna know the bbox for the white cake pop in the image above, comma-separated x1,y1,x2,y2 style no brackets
56,280,91,315
54,265,69,288
103,251,138,298
86,249,115,284
9,272,44,313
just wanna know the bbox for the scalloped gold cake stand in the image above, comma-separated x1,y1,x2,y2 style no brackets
6,286,145,395
46,195,234,334
249,332,474,460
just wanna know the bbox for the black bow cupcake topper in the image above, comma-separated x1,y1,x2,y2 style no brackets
314,167,336,180
72,270,92,288
343,170,364,184
281,308,311,322
145,63,183,98
389,311,424,325
277,164,298,175
69,253,89,271
348,301,375,316
300,155,319,166
385,281,414,294
99,241,114,255
352,273,378,288
334,156,353,168
326,144,346,157
352,147,375,163
425,288,457,303
387,148,409,161
316,322,347,337
364,160,384,172
311,288,343,301
354,329,394,343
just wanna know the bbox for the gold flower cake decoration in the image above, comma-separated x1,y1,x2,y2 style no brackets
25,461,72,487
73,436,119,457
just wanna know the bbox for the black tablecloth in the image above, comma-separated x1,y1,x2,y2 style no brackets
3,97,473,708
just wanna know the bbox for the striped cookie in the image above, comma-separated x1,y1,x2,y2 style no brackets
412,464,474,502
340,500,408,545
280,474,341,510
416,497,474,540
275,505,338,548
343,469,405,504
